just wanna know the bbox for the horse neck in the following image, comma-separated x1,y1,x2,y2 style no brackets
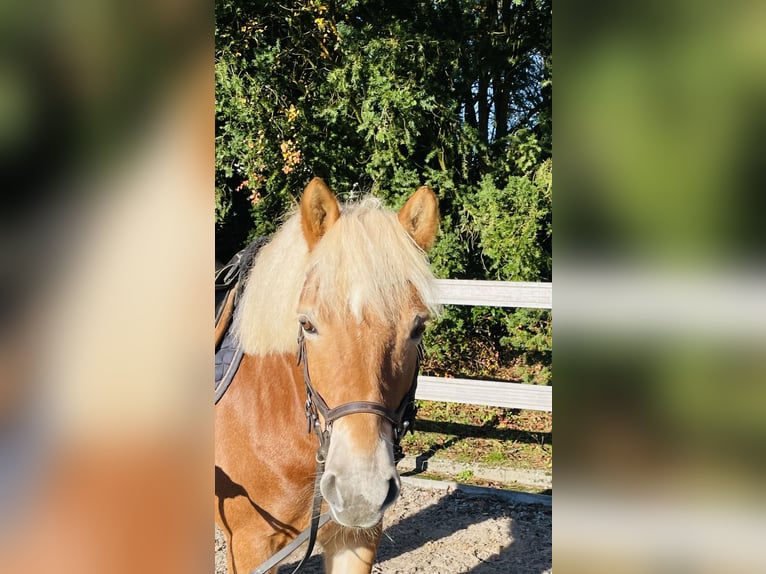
238,351,311,437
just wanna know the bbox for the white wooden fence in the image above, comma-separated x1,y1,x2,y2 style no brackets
415,279,552,412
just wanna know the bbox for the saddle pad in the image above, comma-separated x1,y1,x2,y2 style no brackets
214,235,269,404
215,326,243,404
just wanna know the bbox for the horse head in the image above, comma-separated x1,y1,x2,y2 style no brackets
297,178,439,528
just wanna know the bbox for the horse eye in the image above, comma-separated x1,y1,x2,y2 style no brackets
410,316,427,340
298,315,317,335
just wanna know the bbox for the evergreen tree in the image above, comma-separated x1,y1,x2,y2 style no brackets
216,0,552,383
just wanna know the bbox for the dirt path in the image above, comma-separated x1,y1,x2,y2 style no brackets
215,479,552,574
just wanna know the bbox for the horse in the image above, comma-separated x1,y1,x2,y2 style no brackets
215,177,440,574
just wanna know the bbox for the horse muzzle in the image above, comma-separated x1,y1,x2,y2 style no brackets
320,466,401,528
319,421,402,529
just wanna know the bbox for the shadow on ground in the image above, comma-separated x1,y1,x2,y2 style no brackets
276,488,551,574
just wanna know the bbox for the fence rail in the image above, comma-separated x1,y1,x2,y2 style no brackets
433,279,552,309
415,279,552,412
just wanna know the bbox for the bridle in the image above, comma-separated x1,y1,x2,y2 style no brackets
250,326,420,574
297,327,420,465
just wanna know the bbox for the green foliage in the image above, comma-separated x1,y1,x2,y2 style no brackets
216,0,552,383
463,161,552,281
455,469,475,482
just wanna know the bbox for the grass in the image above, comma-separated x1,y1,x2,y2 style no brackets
407,330,553,490
401,401,552,473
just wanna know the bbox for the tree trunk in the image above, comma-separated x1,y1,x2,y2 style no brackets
477,71,489,144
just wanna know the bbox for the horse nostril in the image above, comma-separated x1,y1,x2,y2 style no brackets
320,472,344,510
382,477,400,509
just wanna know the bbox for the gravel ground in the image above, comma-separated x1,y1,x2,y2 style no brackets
215,480,551,574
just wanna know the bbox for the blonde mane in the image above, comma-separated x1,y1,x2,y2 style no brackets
233,198,440,356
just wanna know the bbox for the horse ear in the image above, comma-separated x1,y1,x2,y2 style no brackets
397,185,440,251
301,178,340,250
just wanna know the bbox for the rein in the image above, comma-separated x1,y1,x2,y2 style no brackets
249,328,420,574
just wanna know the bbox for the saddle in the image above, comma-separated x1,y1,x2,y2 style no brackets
214,236,269,403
